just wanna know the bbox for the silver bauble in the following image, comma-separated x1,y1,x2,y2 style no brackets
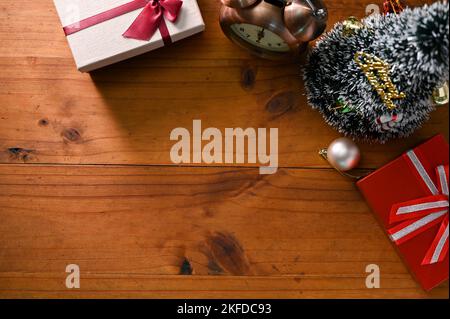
326,137,361,172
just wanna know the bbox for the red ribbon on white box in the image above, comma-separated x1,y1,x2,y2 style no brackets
63,0,183,43
388,150,449,265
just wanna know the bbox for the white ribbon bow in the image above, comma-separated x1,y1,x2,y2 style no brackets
388,150,449,265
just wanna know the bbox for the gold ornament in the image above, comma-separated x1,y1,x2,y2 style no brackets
354,52,406,110
342,17,364,36
432,82,449,106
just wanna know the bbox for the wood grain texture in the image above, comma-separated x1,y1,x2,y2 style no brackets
0,0,448,299
0,165,448,298
0,0,447,168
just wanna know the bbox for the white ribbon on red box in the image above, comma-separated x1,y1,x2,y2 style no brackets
388,150,449,265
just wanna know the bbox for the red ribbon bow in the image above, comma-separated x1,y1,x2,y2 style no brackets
388,150,449,265
123,0,183,42
63,0,183,43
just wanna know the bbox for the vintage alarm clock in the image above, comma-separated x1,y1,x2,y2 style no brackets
219,0,328,59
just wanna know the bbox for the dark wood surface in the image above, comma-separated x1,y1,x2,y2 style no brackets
0,0,448,298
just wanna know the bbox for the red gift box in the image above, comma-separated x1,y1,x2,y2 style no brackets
357,134,449,291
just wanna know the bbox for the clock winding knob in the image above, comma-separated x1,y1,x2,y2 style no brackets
284,0,328,42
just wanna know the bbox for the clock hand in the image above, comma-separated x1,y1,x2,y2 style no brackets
257,28,265,43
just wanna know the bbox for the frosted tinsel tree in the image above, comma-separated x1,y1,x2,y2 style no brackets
304,1,449,143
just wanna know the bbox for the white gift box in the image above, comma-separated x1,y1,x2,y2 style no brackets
53,0,205,72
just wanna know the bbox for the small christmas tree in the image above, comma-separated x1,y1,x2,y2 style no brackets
304,1,449,143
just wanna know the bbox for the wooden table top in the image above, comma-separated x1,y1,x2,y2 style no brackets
0,0,448,299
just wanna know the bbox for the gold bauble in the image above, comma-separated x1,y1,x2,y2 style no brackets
342,17,364,36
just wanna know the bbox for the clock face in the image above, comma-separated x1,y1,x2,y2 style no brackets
230,23,290,53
